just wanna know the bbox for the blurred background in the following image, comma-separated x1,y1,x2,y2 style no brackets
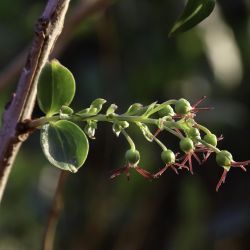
1,0,250,249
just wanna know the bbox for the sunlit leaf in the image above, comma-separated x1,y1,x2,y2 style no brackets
169,0,215,36
40,120,89,173
37,59,76,116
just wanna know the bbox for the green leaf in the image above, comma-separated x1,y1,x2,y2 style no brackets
37,59,76,116
169,0,215,36
40,120,89,173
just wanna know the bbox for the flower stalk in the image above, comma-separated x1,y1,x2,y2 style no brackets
25,94,250,191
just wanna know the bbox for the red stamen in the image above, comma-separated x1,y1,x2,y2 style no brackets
188,154,193,175
170,165,179,175
216,169,228,192
202,152,212,163
154,163,180,178
195,144,214,163
191,96,214,113
135,166,153,179
192,108,214,115
154,165,168,178
110,165,129,179
175,162,189,171
193,152,202,165
232,160,250,166
181,155,189,165
192,96,207,108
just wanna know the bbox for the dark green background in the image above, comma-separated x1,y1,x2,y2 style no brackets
1,0,250,249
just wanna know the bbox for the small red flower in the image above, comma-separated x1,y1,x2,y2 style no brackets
216,160,250,191
110,149,153,180
215,150,250,191
154,150,189,178
110,164,153,180
173,96,213,119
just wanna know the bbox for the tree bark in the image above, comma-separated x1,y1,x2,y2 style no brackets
0,0,71,202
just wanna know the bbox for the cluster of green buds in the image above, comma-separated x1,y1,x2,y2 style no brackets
34,60,250,192
106,97,250,191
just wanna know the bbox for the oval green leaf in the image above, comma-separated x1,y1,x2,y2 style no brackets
37,59,76,116
40,120,89,173
169,0,215,37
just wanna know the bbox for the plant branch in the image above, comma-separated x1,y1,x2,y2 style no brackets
0,0,71,203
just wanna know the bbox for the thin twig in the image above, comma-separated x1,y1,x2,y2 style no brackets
0,0,71,203
43,170,68,250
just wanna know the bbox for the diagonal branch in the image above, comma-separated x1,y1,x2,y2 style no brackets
0,0,71,202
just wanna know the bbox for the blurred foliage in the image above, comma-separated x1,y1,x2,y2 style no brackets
1,0,250,249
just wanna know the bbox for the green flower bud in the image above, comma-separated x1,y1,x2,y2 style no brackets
125,149,140,165
203,133,217,147
89,98,107,114
91,98,107,109
88,107,98,114
216,150,233,168
106,104,118,116
180,137,194,153
158,105,175,117
187,127,200,140
76,108,90,115
161,150,175,164
84,120,97,139
60,105,74,115
175,98,192,115
125,103,143,115
60,105,74,119
112,121,129,137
